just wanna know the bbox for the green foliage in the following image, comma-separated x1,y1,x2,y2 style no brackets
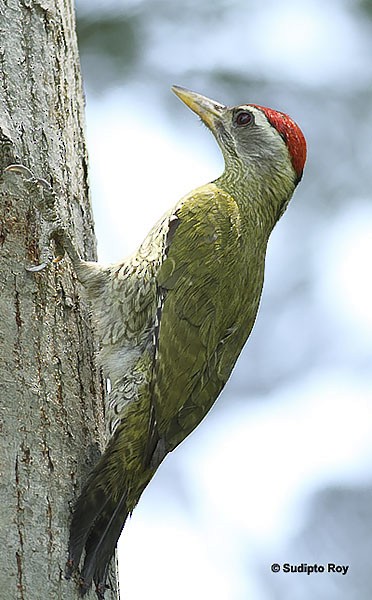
358,0,372,16
76,12,143,87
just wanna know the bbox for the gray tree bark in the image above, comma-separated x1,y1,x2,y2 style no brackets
0,1,119,598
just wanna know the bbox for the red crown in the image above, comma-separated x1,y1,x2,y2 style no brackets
251,105,307,180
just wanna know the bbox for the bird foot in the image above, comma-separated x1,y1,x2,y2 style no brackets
4,164,79,270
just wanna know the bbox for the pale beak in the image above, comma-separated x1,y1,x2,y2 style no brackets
172,85,225,130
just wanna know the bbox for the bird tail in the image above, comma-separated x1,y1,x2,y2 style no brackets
67,489,128,597
66,430,135,598
66,391,161,598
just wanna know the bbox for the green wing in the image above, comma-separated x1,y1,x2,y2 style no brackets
151,183,260,452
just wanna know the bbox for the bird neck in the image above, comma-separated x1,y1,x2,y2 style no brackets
215,158,296,234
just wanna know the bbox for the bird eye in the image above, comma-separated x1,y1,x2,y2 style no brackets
235,110,253,127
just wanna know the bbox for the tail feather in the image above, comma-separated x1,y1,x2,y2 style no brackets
67,419,157,597
67,434,135,598
68,483,109,572
80,492,128,594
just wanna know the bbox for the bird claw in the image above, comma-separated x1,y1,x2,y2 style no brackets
4,164,52,191
26,261,51,272
5,163,57,216
4,163,74,271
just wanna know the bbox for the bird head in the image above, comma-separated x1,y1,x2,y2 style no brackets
172,86,306,189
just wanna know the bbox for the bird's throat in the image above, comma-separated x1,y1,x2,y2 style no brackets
215,165,295,235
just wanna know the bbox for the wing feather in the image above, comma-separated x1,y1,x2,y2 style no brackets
150,184,256,452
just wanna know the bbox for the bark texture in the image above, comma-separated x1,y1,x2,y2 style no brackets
0,1,119,598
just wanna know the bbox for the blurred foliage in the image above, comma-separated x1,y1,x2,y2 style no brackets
76,11,143,88
77,14,140,67
358,0,372,16
75,0,259,92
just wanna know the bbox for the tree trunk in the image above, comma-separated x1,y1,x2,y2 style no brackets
0,1,119,598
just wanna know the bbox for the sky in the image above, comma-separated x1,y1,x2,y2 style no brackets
78,0,372,597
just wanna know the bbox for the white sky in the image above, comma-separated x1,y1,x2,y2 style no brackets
86,91,221,262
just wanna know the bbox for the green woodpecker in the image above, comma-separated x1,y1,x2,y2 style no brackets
62,86,306,597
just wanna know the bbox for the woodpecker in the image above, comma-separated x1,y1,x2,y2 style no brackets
43,87,307,597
